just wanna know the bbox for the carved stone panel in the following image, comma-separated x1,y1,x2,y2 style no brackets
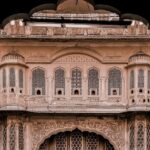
31,118,125,150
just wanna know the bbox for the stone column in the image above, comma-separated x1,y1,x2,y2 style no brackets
15,123,19,150
24,120,31,150
6,123,10,150
100,76,106,101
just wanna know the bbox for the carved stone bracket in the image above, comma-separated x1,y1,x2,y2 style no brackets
31,118,125,150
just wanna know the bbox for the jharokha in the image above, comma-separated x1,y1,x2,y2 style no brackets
0,0,150,150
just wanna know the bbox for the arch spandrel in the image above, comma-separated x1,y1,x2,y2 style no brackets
31,118,125,150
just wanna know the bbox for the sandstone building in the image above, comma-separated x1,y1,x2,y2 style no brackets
0,0,150,150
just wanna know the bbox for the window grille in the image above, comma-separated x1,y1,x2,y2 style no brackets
130,70,135,89
9,68,15,87
55,133,67,150
19,123,24,150
3,69,6,88
55,69,65,95
19,69,23,88
86,133,99,150
137,124,144,150
129,125,135,150
32,68,45,95
108,69,122,95
71,130,83,150
138,69,144,88
147,124,150,150
10,124,16,150
71,68,82,95
88,69,99,95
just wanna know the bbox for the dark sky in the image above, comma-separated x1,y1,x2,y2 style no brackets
0,0,149,23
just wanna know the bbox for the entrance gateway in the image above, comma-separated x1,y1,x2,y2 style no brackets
39,129,114,150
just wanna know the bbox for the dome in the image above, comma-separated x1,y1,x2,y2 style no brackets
57,0,94,13
128,51,150,66
1,52,26,66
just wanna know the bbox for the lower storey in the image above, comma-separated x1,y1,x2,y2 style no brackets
0,112,150,150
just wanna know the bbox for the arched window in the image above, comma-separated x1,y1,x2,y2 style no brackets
108,68,122,95
88,68,99,95
130,70,134,89
129,125,135,150
55,133,67,150
9,68,15,87
32,68,45,95
137,124,144,150
71,68,82,95
19,69,23,89
138,69,144,88
55,68,65,95
3,69,6,88
19,123,24,150
10,124,16,150
147,124,150,150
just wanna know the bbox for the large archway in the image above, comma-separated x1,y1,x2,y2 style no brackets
39,129,115,150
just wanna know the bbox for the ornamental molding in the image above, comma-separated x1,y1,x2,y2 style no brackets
31,118,125,150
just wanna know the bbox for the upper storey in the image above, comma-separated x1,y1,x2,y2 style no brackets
0,0,150,39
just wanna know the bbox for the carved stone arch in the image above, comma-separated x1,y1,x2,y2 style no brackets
51,47,103,63
32,119,124,150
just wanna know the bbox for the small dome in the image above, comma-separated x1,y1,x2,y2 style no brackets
1,52,25,65
57,0,94,13
128,51,150,65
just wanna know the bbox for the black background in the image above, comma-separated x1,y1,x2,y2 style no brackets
0,0,149,23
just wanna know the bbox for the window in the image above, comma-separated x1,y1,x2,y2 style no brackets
10,124,16,150
137,124,144,150
3,69,6,88
147,124,150,150
88,68,99,95
71,130,83,150
55,68,65,95
108,68,122,95
138,69,144,88
130,70,134,89
19,69,23,88
9,68,15,87
129,125,135,150
55,133,67,150
39,139,49,150
86,133,99,150
32,68,45,95
19,123,24,150
71,68,82,95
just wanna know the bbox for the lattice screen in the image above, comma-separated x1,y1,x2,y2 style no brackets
137,124,144,150
138,69,144,88
10,124,16,150
130,70,135,89
55,68,65,95
129,125,135,150
88,69,99,95
32,68,45,95
108,69,122,95
55,133,67,150
3,69,6,88
19,69,23,88
9,68,15,87
71,68,82,95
